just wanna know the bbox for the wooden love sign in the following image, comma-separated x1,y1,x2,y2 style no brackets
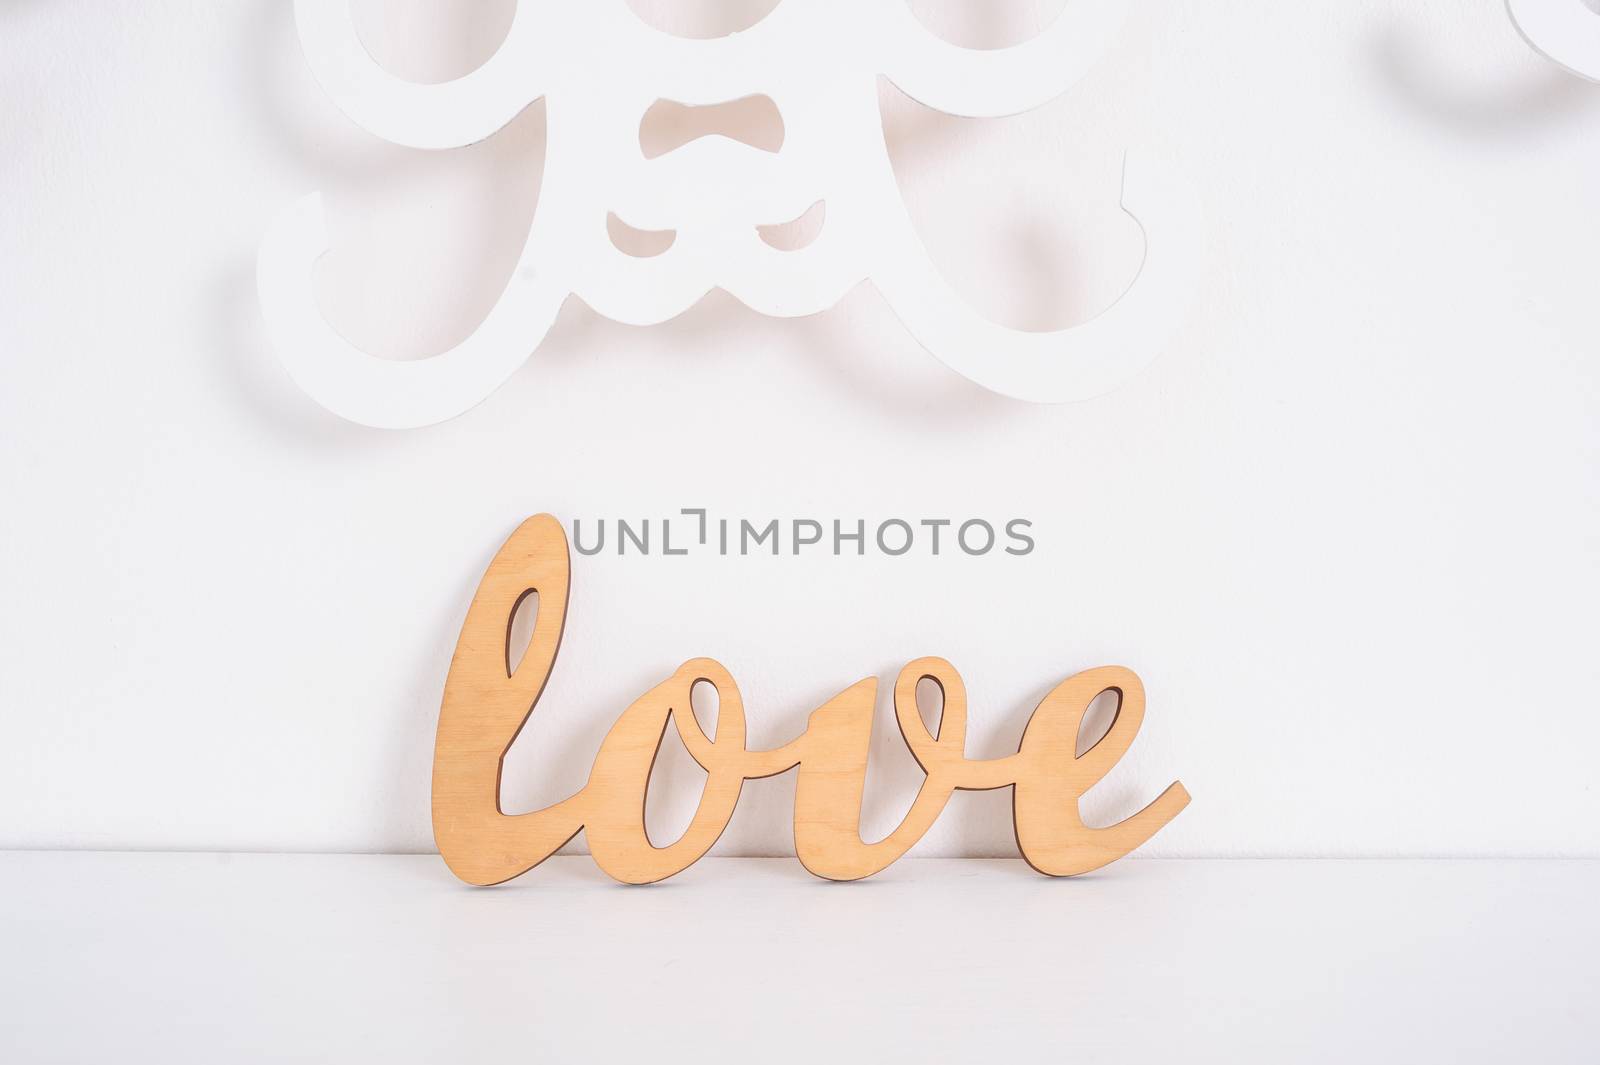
433,515,1189,885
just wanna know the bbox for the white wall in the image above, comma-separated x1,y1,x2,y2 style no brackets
3,0,1598,858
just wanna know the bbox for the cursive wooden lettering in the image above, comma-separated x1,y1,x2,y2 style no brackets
432,515,1190,885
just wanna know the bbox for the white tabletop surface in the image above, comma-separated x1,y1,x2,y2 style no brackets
2,853,1594,1063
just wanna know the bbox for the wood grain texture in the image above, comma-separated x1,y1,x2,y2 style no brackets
432,515,1189,886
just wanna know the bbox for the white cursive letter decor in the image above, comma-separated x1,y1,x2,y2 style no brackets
1508,0,1600,81
258,1,1200,427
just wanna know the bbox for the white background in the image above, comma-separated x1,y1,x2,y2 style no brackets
3,0,1597,859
